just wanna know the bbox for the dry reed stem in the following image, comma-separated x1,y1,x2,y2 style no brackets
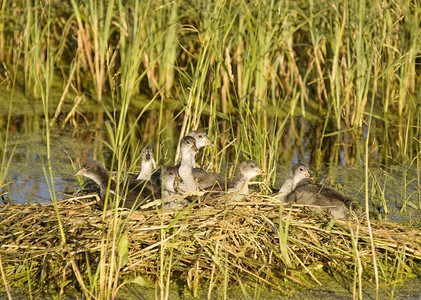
0,255,12,300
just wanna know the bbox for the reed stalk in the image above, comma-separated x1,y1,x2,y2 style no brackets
364,87,379,299
0,255,11,300
0,85,15,194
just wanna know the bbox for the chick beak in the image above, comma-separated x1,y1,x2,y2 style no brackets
257,167,264,175
305,170,313,180
75,168,84,176
206,138,214,147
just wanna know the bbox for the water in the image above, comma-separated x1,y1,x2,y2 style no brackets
3,132,91,204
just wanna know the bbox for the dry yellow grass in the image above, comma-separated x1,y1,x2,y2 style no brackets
0,194,420,295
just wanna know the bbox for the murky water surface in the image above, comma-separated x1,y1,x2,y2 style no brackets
4,132,88,203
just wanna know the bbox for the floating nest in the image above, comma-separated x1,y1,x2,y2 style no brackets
0,194,420,296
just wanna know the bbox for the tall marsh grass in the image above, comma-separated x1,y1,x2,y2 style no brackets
0,0,418,169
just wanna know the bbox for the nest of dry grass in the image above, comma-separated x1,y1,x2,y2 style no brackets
1,194,420,295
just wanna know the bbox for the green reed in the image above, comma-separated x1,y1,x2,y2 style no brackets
417,106,421,208
70,0,115,101
364,84,379,298
0,86,15,197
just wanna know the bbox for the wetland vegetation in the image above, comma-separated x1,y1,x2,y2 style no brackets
0,0,420,299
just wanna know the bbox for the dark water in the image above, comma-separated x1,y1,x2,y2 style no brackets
2,130,95,203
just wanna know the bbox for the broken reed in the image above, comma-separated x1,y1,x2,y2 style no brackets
0,0,419,167
0,197,420,298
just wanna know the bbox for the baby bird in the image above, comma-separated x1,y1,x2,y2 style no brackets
193,168,226,190
275,164,357,219
187,130,213,149
274,164,312,198
136,146,156,180
160,166,179,199
177,136,199,193
76,160,161,209
186,130,225,189
161,166,189,209
227,160,263,201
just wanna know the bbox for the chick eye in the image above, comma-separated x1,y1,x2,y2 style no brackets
299,167,304,171
199,135,203,138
